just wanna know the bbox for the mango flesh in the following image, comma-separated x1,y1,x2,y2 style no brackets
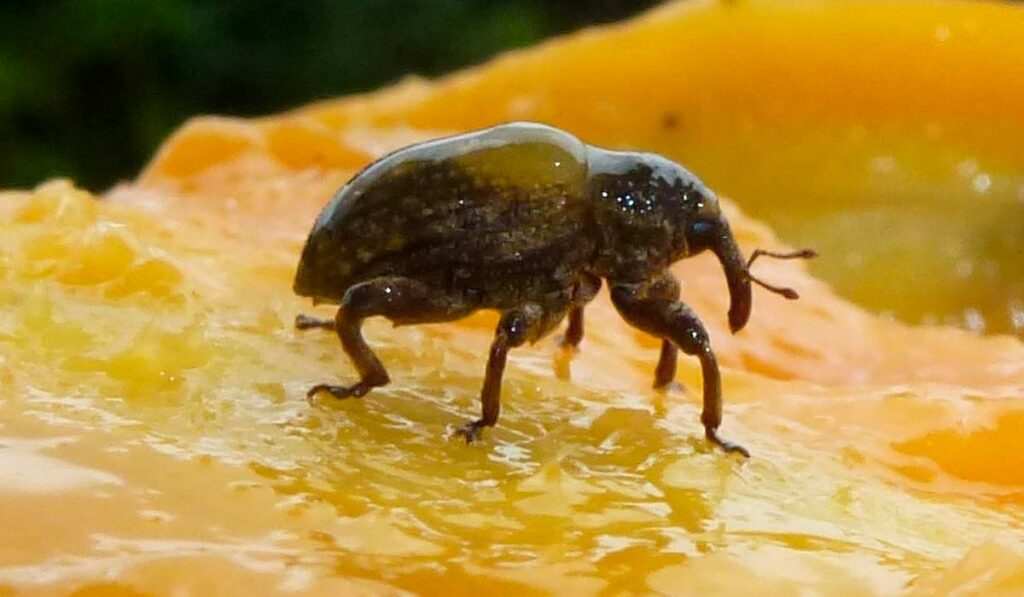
2,0,1024,594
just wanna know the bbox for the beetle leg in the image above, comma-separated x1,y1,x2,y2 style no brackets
307,277,471,402
610,275,749,457
456,303,545,444
638,272,683,390
556,273,602,378
654,340,678,388
295,314,335,331
559,273,602,349
562,307,585,348
554,307,581,380
305,306,388,401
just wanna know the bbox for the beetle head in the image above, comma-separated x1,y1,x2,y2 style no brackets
682,192,816,333
588,150,719,271
588,150,754,330
587,149,811,332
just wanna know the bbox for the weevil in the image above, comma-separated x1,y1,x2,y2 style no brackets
293,122,814,456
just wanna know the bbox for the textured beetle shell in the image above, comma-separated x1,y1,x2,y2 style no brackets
294,123,597,308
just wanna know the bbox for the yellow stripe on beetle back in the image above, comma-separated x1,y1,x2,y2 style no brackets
454,142,587,195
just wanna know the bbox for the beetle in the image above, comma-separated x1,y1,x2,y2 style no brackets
293,122,814,456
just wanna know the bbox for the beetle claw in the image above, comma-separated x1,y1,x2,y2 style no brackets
453,420,486,444
305,382,369,403
705,428,750,458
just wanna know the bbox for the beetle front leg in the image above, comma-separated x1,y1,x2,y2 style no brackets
610,277,749,457
456,304,544,444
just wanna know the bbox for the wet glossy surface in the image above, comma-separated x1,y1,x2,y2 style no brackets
3,0,1024,594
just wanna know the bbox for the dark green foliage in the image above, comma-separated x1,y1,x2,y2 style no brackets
0,0,660,190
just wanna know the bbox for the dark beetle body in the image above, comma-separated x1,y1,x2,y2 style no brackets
296,125,594,318
295,122,810,455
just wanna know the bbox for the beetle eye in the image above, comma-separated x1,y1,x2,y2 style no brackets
688,220,713,240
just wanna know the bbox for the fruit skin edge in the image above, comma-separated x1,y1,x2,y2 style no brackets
3,0,1024,594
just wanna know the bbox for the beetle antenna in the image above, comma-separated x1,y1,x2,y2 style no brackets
747,248,818,267
746,248,817,300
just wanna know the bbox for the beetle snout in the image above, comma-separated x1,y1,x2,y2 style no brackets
686,216,752,333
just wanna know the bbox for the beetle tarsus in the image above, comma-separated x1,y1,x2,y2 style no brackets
306,382,375,401
454,420,487,444
295,314,335,330
706,428,750,458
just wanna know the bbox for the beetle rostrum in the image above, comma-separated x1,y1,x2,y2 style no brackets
293,122,815,456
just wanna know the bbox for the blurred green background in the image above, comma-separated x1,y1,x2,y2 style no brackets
0,0,660,191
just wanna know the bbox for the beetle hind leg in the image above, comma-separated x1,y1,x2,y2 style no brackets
305,306,390,402
306,276,472,403
295,314,335,331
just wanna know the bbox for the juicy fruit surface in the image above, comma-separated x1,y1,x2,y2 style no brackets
2,0,1024,595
